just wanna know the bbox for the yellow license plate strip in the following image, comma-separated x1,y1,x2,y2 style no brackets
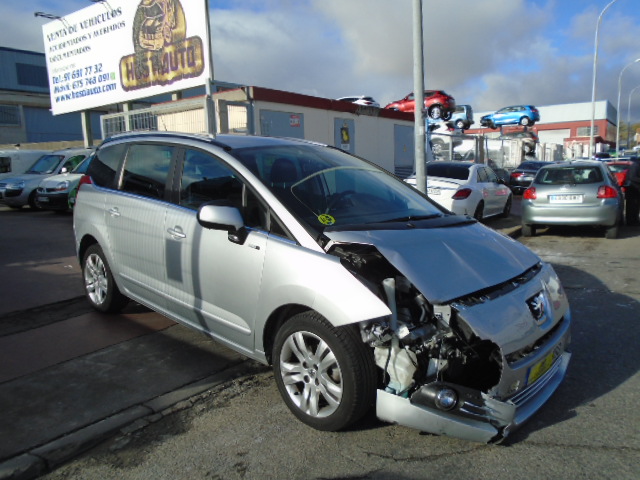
527,350,557,385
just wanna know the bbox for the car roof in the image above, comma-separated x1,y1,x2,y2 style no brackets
100,131,324,151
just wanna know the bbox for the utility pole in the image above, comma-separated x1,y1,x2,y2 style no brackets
412,0,427,194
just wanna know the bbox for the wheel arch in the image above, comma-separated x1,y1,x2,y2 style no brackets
262,303,312,365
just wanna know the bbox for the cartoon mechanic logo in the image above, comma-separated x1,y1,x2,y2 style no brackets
120,0,204,91
134,0,186,52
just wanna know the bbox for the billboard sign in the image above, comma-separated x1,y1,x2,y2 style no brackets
41,0,210,115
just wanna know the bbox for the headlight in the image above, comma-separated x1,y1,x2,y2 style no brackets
54,180,70,192
7,181,25,190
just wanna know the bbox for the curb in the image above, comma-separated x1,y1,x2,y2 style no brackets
0,361,262,480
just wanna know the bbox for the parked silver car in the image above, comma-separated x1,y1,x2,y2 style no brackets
521,160,623,239
0,148,93,209
74,132,571,442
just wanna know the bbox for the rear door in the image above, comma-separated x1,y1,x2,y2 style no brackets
104,143,176,311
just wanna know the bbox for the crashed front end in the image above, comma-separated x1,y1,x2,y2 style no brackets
327,230,571,443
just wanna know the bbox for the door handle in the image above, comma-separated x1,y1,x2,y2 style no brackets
167,227,186,239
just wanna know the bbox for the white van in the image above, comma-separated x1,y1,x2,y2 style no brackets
0,150,50,180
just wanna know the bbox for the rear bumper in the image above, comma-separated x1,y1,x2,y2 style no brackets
522,201,620,227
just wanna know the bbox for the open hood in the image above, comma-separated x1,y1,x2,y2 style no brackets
325,222,539,304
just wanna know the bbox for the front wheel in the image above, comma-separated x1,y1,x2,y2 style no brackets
82,244,128,313
520,117,531,126
273,311,376,431
455,119,466,129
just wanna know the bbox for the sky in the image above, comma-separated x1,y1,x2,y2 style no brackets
2,0,640,123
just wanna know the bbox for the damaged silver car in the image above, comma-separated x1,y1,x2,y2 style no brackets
74,132,571,443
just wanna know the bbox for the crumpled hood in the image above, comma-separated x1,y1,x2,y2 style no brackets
326,222,540,304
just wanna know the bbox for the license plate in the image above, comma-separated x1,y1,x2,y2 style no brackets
427,187,441,195
549,194,583,203
37,196,49,202
527,350,557,385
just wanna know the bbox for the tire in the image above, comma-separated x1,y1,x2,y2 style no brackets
605,223,619,239
428,105,443,120
28,190,40,210
500,196,512,218
523,143,533,154
522,224,536,237
431,139,444,155
272,311,376,431
520,117,531,126
455,119,465,129
82,244,128,313
441,110,452,121
473,201,484,221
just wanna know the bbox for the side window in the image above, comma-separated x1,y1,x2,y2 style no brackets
485,168,499,183
121,144,174,200
88,144,127,188
477,168,489,183
180,149,243,210
62,155,86,172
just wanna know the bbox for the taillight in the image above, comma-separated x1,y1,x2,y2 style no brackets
597,185,618,199
523,187,537,200
452,188,472,199
78,174,92,190
510,172,524,179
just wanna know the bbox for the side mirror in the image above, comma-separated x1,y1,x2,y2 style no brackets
197,201,246,243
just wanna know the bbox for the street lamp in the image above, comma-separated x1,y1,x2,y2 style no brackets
628,84,640,149
616,59,640,156
589,0,620,157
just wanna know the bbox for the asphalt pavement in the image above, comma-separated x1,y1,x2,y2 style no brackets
0,204,522,480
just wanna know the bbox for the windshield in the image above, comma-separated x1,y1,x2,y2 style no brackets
232,144,445,237
26,155,63,174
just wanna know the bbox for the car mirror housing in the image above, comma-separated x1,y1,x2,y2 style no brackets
197,202,245,232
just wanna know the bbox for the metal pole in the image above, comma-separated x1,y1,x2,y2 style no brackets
412,0,427,194
204,0,217,136
627,84,640,149
590,0,619,157
616,59,640,157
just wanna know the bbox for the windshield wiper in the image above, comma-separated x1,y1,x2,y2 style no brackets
380,214,443,223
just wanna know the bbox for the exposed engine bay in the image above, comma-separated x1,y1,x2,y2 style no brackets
329,242,571,442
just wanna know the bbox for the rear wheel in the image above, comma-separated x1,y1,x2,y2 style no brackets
455,119,465,129
82,244,128,313
605,223,619,239
520,117,531,126
272,311,376,431
473,201,484,221
500,196,512,218
522,224,536,237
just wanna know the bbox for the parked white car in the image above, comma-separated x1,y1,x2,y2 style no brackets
406,162,512,220
35,153,94,211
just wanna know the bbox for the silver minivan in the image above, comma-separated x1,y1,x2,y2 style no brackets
73,132,571,442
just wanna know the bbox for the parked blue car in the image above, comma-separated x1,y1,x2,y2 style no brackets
480,105,540,129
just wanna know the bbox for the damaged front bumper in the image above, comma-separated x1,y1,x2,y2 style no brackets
376,347,571,443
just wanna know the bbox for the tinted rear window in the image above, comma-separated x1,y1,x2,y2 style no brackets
426,163,470,180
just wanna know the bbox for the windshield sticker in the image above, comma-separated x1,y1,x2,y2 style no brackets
317,214,336,225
